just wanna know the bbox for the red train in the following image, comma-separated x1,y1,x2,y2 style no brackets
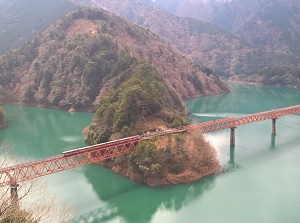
62,135,141,157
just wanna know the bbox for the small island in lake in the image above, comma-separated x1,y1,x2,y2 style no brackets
84,58,220,186
100,130,219,187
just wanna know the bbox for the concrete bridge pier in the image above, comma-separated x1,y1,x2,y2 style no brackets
230,127,236,146
10,183,19,211
272,118,278,135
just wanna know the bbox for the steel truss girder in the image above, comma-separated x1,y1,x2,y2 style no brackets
182,105,300,133
0,140,140,187
0,105,299,187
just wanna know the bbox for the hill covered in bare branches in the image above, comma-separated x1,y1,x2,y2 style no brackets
0,8,228,111
73,0,299,76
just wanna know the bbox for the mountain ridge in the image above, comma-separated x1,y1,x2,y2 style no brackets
0,7,229,111
153,0,300,59
73,0,299,77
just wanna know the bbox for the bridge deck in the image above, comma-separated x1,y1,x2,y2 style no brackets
0,105,299,187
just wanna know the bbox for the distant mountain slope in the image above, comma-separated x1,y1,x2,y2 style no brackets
73,0,299,76
0,8,228,110
154,0,300,58
0,0,77,55
230,66,300,88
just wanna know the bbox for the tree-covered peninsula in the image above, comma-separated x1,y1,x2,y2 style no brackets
0,8,227,186
83,54,220,186
85,59,188,144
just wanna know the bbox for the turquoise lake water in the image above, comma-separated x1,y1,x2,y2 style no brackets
1,84,300,223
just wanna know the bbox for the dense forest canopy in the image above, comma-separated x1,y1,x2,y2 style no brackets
85,60,188,144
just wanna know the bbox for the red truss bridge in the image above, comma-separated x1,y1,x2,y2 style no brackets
0,105,299,187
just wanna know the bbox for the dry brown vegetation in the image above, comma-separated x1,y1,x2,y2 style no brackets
0,7,223,188
77,0,300,76
0,146,74,222
0,8,229,111
102,131,219,187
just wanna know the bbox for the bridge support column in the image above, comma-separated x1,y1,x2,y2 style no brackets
10,184,19,211
230,127,236,146
272,118,277,135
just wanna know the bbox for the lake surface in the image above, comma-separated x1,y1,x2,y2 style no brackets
1,84,300,223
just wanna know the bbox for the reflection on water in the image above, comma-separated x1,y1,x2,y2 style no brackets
229,146,235,165
271,134,276,149
73,204,118,223
75,165,216,223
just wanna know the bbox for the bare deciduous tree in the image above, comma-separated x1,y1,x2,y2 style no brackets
0,144,75,222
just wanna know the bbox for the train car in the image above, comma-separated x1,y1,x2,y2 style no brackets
62,135,141,157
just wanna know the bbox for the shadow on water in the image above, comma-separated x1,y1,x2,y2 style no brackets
73,166,216,223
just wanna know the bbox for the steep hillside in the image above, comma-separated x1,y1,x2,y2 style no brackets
0,0,77,55
154,0,300,59
233,0,300,57
0,8,228,111
72,0,292,76
85,61,189,144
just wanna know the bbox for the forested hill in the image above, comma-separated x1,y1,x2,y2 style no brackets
0,0,77,55
153,0,300,63
0,7,229,112
73,0,299,76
